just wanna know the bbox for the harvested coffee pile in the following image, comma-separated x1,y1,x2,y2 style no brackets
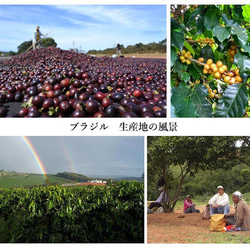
0,47,166,117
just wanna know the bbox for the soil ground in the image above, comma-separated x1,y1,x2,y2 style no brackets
147,204,250,243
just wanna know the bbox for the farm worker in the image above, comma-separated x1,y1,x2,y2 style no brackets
224,191,250,231
183,195,200,213
208,185,230,215
148,186,167,211
33,26,47,49
116,43,122,56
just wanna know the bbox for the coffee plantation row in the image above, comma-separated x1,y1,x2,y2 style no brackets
0,181,144,243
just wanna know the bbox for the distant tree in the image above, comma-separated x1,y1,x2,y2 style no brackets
17,40,32,54
87,39,166,55
41,37,57,48
7,51,16,56
159,39,166,45
17,37,57,54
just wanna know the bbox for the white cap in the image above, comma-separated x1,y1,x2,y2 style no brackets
217,185,224,189
158,186,164,191
233,191,242,199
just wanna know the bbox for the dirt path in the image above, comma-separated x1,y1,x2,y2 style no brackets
147,205,250,243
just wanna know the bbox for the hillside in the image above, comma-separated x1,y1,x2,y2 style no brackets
0,172,77,188
0,171,143,188
87,39,166,55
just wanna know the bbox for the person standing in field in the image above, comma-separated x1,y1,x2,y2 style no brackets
116,43,122,56
33,26,46,49
208,185,230,215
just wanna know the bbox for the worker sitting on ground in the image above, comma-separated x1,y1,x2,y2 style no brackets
147,186,167,213
223,191,250,231
208,185,230,215
183,195,200,213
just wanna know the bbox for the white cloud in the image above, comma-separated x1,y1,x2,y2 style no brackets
0,5,166,52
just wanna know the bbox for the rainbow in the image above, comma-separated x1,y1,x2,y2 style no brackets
58,137,77,173
20,136,47,180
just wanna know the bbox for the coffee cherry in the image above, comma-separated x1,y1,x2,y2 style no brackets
227,44,238,62
216,61,223,68
179,49,193,65
235,76,242,83
204,64,210,70
196,37,215,47
198,57,205,63
214,72,221,79
207,59,213,65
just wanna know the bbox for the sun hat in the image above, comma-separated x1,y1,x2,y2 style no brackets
186,195,192,198
217,185,224,189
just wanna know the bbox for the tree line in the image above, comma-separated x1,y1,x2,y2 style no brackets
1,38,166,56
87,39,166,55
147,136,250,212
56,172,89,183
1,37,57,56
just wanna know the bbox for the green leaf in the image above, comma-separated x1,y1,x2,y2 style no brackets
171,46,177,67
230,24,250,55
214,83,248,117
221,14,235,26
212,25,231,43
190,5,205,23
184,40,195,56
204,6,220,30
231,24,248,48
188,63,202,80
171,87,196,117
171,18,184,51
48,200,53,210
196,15,205,34
192,84,213,117
171,84,212,117
242,5,250,22
214,50,226,63
234,51,250,71
201,45,215,61
181,72,190,83
172,59,187,77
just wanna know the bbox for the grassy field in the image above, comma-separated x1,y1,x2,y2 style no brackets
0,173,77,188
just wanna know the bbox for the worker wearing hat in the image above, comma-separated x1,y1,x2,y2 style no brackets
208,185,230,215
147,185,167,213
183,195,200,213
33,26,47,50
116,42,122,56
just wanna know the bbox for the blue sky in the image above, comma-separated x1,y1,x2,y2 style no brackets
0,136,144,178
0,5,166,52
